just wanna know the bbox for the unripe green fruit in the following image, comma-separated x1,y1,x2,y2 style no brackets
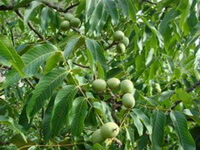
101,122,119,139
121,37,129,47
121,80,134,93
113,30,124,41
90,129,105,144
92,79,107,92
70,18,81,28
122,93,135,108
64,13,74,21
60,21,70,30
107,78,120,90
155,83,161,93
116,43,126,53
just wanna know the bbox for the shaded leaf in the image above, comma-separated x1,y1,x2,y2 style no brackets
170,111,196,150
51,85,78,136
26,68,68,118
71,97,88,137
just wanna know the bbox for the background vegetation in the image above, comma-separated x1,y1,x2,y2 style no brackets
0,0,200,149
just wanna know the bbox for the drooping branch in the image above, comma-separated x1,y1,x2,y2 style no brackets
72,62,90,69
0,1,80,12
15,10,45,40
41,1,80,13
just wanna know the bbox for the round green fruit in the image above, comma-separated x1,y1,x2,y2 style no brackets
113,30,124,41
101,122,119,139
92,79,107,92
121,37,129,47
70,18,81,28
122,93,135,108
64,13,74,21
90,129,105,144
60,21,70,30
121,80,134,93
116,43,126,53
107,78,120,90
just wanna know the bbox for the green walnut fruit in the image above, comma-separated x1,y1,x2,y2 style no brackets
116,43,126,53
70,18,81,28
155,83,161,93
101,122,119,139
60,21,70,30
92,79,107,92
107,78,120,90
64,13,74,21
90,129,105,144
113,30,124,41
121,79,134,93
122,93,135,108
121,37,129,47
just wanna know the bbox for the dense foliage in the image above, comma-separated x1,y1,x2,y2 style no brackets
0,0,200,149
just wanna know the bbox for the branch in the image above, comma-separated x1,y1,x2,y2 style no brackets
105,41,117,50
186,80,200,92
0,5,19,11
0,1,79,12
15,10,45,40
41,1,80,13
167,80,200,112
72,62,90,69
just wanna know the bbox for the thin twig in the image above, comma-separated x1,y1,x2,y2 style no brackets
0,1,79,12
107,89,120,125
72,62,90,69
106,41,117,50
15,10,45,40
120,110,130,128
41,1,80,13
24,79,35,89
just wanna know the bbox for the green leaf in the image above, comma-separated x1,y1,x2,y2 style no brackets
125,126,134,143
87,0,107,35
26,68,68,118
158,90,175,102
132,109,152,134
85,38,106,69
152,110,166,150
22,43,57,76
137,134,149,150
0,35,25,76
117,0,129,17
63,36,82,59
71,97,88,137
51,85,78,136
141,17,164,48
104,0,119,25
41,7,50,31
3,69,21,88
171,89,192,107
24,1,42,23
43,95,56,141
159,9,180,33
170,111,196,150
97,62,105,79
130,112,143,136
107,68,123,79
44,51,63,74
0,115,27,142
